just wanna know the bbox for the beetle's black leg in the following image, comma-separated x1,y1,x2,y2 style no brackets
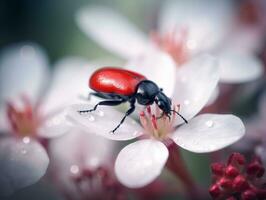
156,112,165,120
78,99,126,114
111,99,136,133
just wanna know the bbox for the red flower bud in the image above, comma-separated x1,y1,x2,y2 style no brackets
219,178,232,189
228,153,245,166
226,196,237,200
241,189,257,200
247,160,265,178
209,184,221,198
211,163,225,176
232,175,249,191
225,165,239,178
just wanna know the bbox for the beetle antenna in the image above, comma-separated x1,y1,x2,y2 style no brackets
170,110,188,124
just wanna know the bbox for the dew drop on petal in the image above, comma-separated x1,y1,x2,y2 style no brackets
184,100,190,105
205,120,214,128
21,149,27,155
88,115,95,122
70,165,80,174
131,120,137,125
97,110,104,117
133,130,139,136
88,156,100,168
109,130,115,135
22,136,31,144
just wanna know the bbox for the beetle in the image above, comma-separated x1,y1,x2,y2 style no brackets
79,67,187,133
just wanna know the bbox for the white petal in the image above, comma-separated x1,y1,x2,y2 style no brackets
223,27,264,54
171,114,245,153
173,54,219,124
159,0,234,53
76,6,148,59
125,48,177,97
218,50,264,83
206,86,219,106
41,57,98,116
0,137,49,196
115,139,168,188
66,104,143,141
50,129,114,172
38,108,73,138
0,43,49,104
49,129,116,199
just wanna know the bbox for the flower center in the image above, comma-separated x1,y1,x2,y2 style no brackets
139,105,179,140
239,0,259,25
150,29,190,65
6,97,40,137
70,165,124,200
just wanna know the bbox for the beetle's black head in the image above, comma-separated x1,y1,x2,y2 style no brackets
135,80,171,114
135,80,188,123
154,92,172,115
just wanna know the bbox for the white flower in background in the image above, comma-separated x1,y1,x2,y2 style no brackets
0,43,96,196
49,128,119,200
233,92,266,162
66,54,245,188
76,0,264,86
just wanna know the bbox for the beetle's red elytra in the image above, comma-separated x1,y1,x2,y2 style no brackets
89,67,146,96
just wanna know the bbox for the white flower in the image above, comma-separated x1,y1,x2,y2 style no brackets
233,92,266,159
49,128,116,199
66,54,245,188
0,43,96,196
76,0,264,85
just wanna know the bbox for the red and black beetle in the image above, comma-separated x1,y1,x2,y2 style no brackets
79,67,187,133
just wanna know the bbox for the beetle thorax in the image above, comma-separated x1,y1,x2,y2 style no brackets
135,80,160,105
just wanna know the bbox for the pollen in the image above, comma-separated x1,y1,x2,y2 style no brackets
150,28,189,65
6,96,40,137
139,105,178,140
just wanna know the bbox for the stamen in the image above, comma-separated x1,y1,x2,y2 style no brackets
146,106,151,115
151,115,158,130
150,28,189,65
6,97,39,136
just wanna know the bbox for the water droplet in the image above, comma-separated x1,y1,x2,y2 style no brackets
97,110,104,117
206,120,214,128
88,115,95,122
22,137,30,144
21,149,27,154
70,165,79,174
131,120,137,125
109,130,115,135
133,130,139,136
184,100,190,105
89,157,99,167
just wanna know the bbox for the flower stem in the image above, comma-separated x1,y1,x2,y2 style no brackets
165,141,202,199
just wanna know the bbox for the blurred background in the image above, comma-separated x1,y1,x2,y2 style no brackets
0,0,266,199
0,0,160,62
